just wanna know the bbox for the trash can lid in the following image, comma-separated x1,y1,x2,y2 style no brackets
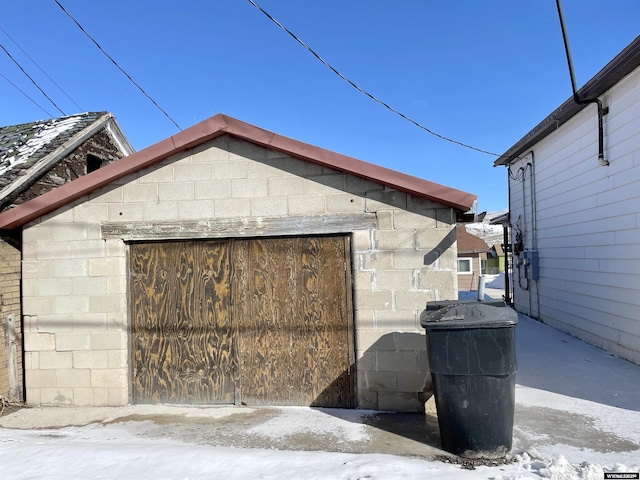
425,299,508,311
420,303,518,330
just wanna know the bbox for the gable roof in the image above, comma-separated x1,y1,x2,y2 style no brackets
0,112,134,208
494,35,640,166
456,224,490,254
0,113,476,230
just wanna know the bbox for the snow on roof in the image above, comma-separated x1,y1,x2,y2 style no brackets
0,115,81,177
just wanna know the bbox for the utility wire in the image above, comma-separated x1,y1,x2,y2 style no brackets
0,71,54,118
0,25,83,112
54,0,182,131
1,44,66,116
248,0,499,157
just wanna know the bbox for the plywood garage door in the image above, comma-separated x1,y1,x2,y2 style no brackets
130,235,354,407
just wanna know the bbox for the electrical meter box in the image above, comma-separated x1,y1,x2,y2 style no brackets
521,250,539,280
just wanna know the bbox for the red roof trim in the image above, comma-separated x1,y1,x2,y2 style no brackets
0,114,476,230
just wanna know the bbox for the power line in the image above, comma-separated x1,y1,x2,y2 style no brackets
0,71,54,118
247,0,500,157
0,25,83,112
54,0,182,131
1,44,66,116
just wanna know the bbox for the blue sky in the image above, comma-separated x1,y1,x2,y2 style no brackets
1,1,638,213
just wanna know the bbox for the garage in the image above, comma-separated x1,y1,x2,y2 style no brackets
130,234,355,408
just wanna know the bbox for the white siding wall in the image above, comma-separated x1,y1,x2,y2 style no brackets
508,66,640,365
21,135,458,409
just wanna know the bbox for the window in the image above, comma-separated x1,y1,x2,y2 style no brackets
86,154,102,173
458,257,472,274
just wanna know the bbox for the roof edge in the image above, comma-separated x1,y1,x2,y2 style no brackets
494,35,640,167
0,114,476,230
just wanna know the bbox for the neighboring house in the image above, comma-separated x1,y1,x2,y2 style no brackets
0,112,133,402
456,224,490,291
0,113,476,411
494,36,640,365
485,243,505,275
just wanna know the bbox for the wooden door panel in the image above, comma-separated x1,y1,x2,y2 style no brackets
130,241,234,404
235,235,354,407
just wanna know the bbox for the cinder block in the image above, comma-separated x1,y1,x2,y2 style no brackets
394,210,437,230
143,201,179,221
376,309,418,330
108,350,128,369
89,185,124,202
345,176,381,195
56,333,91,351
272,156,323,177
231,178,268,198
214,198,250,218
375,211,394,230
88,257,126,277
55,296,89,314
74,350,109,369
91,368,126,388
354,290,393,311
209,162,248,179
377,392,423,412
395,332,427,351
93,388,109,406
326,194,365,213
73,204,108,223
70,240,106,259
353,271,374,291
353,309,375,329
73,388,95,406
107,276,127,294
41,207,74,224
106,239,126,258
376,230,415,251
108,387,129,406
36,314,73,333
158,182,194,201
178,200,215,220
56,369,91,388
23,296,54,316
39,351,73,370
305,174,345,193
24,332,55,352
91,331,126,350
417,270,456,294
397,371,430,392
365,190,407,211
38,278,72,296
268,177,307,196
72,276,107,296
36,241,70,260
356,351,376,370
395,290,431,312
377,350,418,372
363,370,397,391
360,251,394,271
356,329,396,352
246,159,287,179
174,163,210,181
351,230,373,252
194,180,231,199
72,313,108,331
393,251,426,270
287,196,326,215
137,163,175,183
25,369,56,388
250,196,288,216
374,270,414,291
193,140,228,162
108,203,144,222
229,138,267,162
40,388,73,405
406,196,441,214
123,183,158,203
22,260,54,279
53,258,89,278
357,390,378,410
415,228,455,250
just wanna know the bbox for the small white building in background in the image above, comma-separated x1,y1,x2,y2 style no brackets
495,36,640,365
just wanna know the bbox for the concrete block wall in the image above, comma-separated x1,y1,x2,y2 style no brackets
21,135,458,409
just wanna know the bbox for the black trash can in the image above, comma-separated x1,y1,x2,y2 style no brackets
421,301,518,459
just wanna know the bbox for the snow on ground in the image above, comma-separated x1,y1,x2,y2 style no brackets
1,314,640,479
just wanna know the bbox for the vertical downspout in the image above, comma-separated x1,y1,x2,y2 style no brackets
527,152,540,319
556,0,608,166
